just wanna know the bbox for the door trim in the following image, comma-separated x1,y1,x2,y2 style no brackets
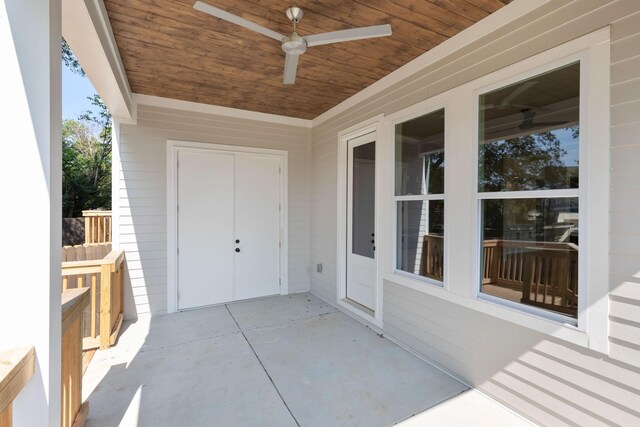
167,140,288,313
337,115,384,328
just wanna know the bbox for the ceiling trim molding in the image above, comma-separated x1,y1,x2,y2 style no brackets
311,0,552,127
134,94,312,128
62,0,134,120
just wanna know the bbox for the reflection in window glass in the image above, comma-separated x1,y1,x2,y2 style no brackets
480,198,578,318
479,62,580,192
352,142,376,259
478,62,581,320
395,108,446,283
395,109,445,196
397,201,444,281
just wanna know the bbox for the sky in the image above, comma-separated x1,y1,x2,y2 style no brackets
62,63,101,120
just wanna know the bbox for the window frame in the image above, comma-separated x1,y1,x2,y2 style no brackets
380,28,610,354
389,98,450,289
468,31,610,352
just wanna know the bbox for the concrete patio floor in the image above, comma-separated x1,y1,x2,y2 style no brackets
83,293,531,426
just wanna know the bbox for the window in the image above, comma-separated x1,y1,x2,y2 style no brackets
395,109,445,283
478,62,580,320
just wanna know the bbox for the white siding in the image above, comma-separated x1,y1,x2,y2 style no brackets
117,105,311,317
310,0,640,424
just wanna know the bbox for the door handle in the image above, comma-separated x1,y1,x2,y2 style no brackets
236,239,240,244
235,248,240,253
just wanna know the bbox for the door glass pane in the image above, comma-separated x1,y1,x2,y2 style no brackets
479,62,580,192
480,197,578,318
352,141,375,258
395,109,445,196
397,200,444,282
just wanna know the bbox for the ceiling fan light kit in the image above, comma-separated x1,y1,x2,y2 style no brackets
193,1,392,84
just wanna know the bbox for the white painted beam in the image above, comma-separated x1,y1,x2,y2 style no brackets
62,0,134,121
0,0,62,424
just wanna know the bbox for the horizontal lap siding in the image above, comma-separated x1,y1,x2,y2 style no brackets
118,105,311,318
609,7,640,368
310,0,640,424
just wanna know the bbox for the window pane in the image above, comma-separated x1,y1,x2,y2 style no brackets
479,63,580,192
397,200,444,281
395,109,445,195
480,198,578,318
352,142,376,258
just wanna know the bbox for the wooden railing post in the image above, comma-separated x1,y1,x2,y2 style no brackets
0,347,35,427
99,264,112,350
61,246,124,351
490,241,502,284
61,288,90,427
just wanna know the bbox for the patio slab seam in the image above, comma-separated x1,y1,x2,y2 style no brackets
224,304,301,427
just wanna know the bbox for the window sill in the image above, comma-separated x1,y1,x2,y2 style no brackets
393,269,443,288
383,271,590,349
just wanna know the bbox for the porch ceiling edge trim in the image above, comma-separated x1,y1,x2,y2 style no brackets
62,0,133,120
311,0,553,128
134,94,312,128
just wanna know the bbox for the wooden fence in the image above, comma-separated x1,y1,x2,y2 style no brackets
82,210,112,244
61,288,90,427
422,235,578,316
61,243,125,350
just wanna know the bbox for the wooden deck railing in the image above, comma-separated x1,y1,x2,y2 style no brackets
422,235,444,281
82,210,112,244
0,347,35,427
62,245,125,350
422,236,578,316
61,288,90,427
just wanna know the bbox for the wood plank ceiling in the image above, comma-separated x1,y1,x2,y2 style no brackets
104,0,513,119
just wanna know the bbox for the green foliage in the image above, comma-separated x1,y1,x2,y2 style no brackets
479,128,575,193
479,127,579,239
62,38,85,76
61,39,112,217
62,113,112,217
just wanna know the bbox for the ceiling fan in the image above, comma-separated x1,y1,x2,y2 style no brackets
193,1,392,84
518,109,567,130
482,81,539,111
486,109,568,137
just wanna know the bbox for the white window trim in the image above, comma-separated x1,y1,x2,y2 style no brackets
388,99,449,289
380,28,610,354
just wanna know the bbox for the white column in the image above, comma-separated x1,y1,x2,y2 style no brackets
0,1,61,425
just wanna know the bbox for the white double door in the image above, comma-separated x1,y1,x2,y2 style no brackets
177,148,281,310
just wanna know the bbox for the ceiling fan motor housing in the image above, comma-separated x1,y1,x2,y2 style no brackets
282,32,307,55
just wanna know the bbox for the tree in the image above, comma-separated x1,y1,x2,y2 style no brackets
62,115,111,217
479,127,578,239
62,38,85,76
61,39,112,217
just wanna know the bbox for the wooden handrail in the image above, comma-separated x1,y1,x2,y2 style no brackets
61,248,125,351
420,237,579,315
81,210,111,217
0,347,35,426
62,248,122,270
61,289,90,427
62,288,90,333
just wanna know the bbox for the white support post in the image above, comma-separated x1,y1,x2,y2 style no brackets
0,0,62,425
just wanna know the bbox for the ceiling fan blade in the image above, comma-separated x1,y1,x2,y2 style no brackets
194,1,285,42
283,53,299,84
304,24,391,47
520,120,568,130
502,81,537,104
